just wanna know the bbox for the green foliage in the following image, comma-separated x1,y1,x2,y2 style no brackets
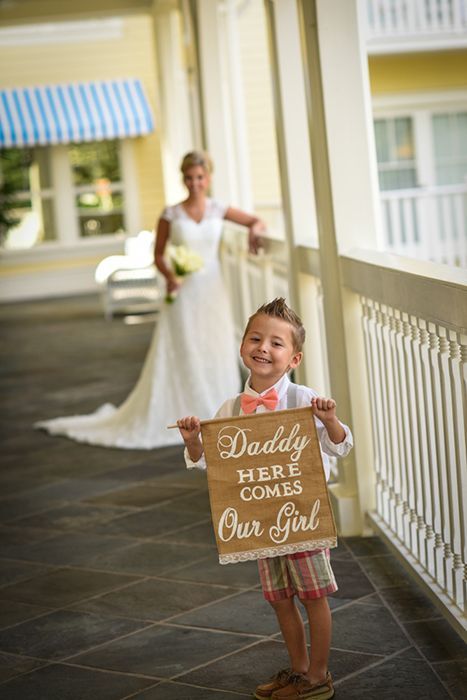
0,151,26,244
69,140,121,185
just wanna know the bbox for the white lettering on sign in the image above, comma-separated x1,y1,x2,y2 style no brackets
236,463,302,484
217,500,321,545
240,480,303,501
217,507,264,542
269,500,320,544
217,423,311,463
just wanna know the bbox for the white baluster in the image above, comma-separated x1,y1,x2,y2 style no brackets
406,0,418,32
362,300,385,516
410,317,431,569
425,524,436,581
389,311,406,540
416,0,429,31
435,533,446,591
452,0,464,31
396,314,415,549
402,316,422,558
382,307,401,532
444,543,454,601
375,305,392,525
439,0,452,29
448,333,466,613
429,326,449,589
453,554,464,610
394,0,407,30
418,321,438,578
438,330,455,600
427,0,439,31
376,0,387,34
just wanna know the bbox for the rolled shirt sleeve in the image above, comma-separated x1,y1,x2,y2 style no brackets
315,420,353,458
184,446,207,471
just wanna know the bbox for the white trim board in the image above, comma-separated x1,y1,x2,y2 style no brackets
372,89,467,114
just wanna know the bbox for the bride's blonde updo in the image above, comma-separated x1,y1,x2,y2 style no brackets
180,150,213,175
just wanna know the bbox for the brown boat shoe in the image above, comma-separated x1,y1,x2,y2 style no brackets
254,668,294,699
271,671,334,699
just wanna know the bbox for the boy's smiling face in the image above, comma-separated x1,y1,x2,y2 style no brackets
240,314,303,393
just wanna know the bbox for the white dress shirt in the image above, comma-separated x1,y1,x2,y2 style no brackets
184,373,353,481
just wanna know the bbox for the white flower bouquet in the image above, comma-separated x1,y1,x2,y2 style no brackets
166,244,204,302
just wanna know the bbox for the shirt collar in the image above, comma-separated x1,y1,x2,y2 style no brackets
243,372,290,398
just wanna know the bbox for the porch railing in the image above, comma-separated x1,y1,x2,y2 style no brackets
254,185,467,268
380,184,467,268
364,0,467,39
221,226,467,637
342,249,467,639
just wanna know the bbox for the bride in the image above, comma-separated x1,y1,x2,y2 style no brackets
36,151,265,448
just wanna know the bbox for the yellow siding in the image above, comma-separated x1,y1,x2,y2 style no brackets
0,0,150,23
0,14,165,231
368,50,467,94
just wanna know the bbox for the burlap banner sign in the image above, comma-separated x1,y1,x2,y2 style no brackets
201,406,337,564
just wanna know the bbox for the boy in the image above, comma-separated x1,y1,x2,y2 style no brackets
177,298,353,700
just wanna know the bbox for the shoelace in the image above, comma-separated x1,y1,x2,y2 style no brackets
287,672,307,686
272,668,292,683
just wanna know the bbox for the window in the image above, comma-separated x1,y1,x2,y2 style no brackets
0,147,56,249
0,140,130,249
374,117,417,190
69,140,125,237
433,111,467,185
372,106,467,267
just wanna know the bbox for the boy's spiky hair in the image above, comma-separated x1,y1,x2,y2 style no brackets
243,297,306,352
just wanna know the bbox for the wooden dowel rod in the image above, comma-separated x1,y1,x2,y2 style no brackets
167,420,210,429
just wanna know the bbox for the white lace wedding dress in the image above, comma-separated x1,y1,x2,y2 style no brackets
36,199,241,448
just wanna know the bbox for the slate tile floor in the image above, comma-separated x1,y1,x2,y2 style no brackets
0,296,465,699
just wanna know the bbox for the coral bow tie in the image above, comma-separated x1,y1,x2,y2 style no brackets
240,388,279,414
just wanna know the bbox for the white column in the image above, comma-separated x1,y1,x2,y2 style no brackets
51,145,79,244
120,140,141,235
263,0,319,299
263,0,321,393
221,0,253,211
196,0,238,203
297,0,383,533
314,0,383,251
153,0,194,203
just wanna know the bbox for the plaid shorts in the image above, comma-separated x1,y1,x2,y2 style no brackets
257,548,338,601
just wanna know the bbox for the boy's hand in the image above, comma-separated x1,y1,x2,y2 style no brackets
177,416,204,463
311,396,346,444
311,396,337,422
177,416,201,442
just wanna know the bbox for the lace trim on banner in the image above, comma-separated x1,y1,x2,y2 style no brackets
218,537,338,565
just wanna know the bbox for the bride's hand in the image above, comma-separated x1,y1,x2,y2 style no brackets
248,220,266,255
166,275,181,294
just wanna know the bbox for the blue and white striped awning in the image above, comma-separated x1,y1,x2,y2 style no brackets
0,78,154,148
